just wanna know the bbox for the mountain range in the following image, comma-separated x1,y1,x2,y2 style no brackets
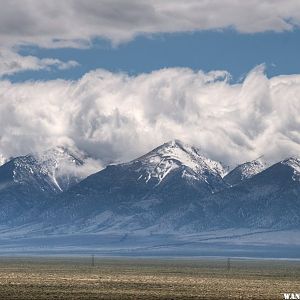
0,140,299,236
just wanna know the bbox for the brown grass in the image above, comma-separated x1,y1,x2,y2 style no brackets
0,257,299,299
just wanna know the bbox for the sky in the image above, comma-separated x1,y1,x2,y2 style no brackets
7,29,300,82
1,0,300,171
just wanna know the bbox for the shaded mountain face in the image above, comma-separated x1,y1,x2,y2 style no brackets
224,157,266,186
1,140,300,235
0,147,85,225
205,157,300,229
48,150,300,233
46,140,228,231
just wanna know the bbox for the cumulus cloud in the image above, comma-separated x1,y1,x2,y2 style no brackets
0,66,300,169
0,0,299,48
0,48,79,77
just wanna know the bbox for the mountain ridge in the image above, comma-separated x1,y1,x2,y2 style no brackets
0,140,300,235
0,146,89,225
224,156,267,186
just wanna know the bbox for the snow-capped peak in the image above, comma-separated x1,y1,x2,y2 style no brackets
10,146,86,193
35,146,85,192
224,156,267,186
34,146,84,174
281,156,300,169
281,156,300,181
129,140,226,186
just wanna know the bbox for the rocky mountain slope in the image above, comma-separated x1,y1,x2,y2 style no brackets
206,157,300,229
44,140,228,232
224,156,266,186
0,147,85,225
1,141,300,235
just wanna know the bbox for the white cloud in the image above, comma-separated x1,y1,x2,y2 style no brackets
0,48,79,77
0,0,299,48
0,66,300,168
0,0,298,77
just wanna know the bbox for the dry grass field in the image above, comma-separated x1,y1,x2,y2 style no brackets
0,257,299,299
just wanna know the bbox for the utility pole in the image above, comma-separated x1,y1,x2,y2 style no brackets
227,257,231,271
91,254,95,267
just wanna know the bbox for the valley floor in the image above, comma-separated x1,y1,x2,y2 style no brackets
0,257,299,299
1,229,300,258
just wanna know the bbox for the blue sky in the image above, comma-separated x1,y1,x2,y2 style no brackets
1,0,300,82
9,29,300,82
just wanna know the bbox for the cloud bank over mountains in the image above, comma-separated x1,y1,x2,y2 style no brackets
0,66,300,168
0,1,299,170
1,0,300,48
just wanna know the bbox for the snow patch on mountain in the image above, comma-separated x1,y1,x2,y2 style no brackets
281,157,300,181
10,147,83,193
2,146,102,196
131,140,226,186
224,156,267,186
0,154,6,167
